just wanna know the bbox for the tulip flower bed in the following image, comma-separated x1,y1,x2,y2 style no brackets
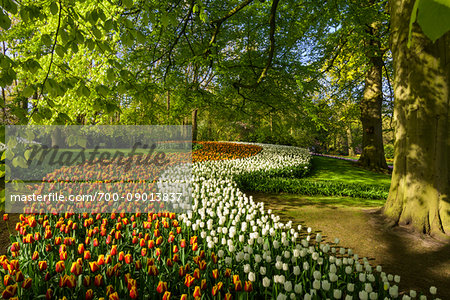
0,143,441,299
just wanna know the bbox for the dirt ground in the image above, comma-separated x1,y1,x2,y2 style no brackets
250,192,450,299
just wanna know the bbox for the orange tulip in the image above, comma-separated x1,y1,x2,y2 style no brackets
125,254,133,264
110,245,117,256
180,295,187,300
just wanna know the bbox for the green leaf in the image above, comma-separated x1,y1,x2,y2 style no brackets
0,10,12,30
106,68,116,82
77,137,87,148
3,0,18,14
92,26,103,39
96,85,109,97
12,156,28,168
50,2,59,15
55,45,65,58
417,0,450,42
71,42,79,53
122,0,133,9
41,34,53,46
86,39,96,51
31,112,42,123
161,14,169,27
22,85,35,98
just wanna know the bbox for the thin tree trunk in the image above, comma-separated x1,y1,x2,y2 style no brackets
358,20,388,171
347,125,355,156
167,90,170,124
192,108,198,142
384,0,450,236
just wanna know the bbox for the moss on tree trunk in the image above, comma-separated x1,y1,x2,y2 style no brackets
384,0,450,236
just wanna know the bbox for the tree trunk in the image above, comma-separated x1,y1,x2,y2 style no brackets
192,108,198,142
167,90,170,124
384,0,450,236
358,21,388,171
347,125,355,156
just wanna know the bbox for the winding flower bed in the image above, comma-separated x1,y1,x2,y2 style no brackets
0,143,441,299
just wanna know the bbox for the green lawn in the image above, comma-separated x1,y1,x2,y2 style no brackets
309,156,392,188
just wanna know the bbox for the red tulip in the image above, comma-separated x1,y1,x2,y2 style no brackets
180,295,187,300
224,292,232,300
162,291,171,300
193,268,200,279
192,243,198,251
84,251,91,260
70,262,82,276
83,275,91,287
120,252,130,264
60,251,68,261
201,279,207,290
94,274,102,287
45,288,52,300
110,245,117,256
109,292,119,300
10,242,20,252
32,251,39,261
180,239,186,248
2,284,17,299
244,281,253,292
130,286,138,299
55,261,65,273
234,280,242,291
148,240,155,249
190,236,197,245
3,214,9,221
85,289,94,300
3,274,13,286
184,274,195,287
55,237,62,245
22,277,32,289
97,255,105,266
193,286,201,297
156,281,167,294
212,269,219,279
118,251,125,261
78,244,85,254
89,261,99,272
64,275,76,289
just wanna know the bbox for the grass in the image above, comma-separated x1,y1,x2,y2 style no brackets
309,156,391,188
251,192,386,208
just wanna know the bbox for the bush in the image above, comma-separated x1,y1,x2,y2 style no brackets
235,175,389,199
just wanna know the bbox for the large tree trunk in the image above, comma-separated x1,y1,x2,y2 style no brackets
384,0,450,236
358,21,388,171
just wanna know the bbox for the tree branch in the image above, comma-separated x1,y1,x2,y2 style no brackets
233,0,280,89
